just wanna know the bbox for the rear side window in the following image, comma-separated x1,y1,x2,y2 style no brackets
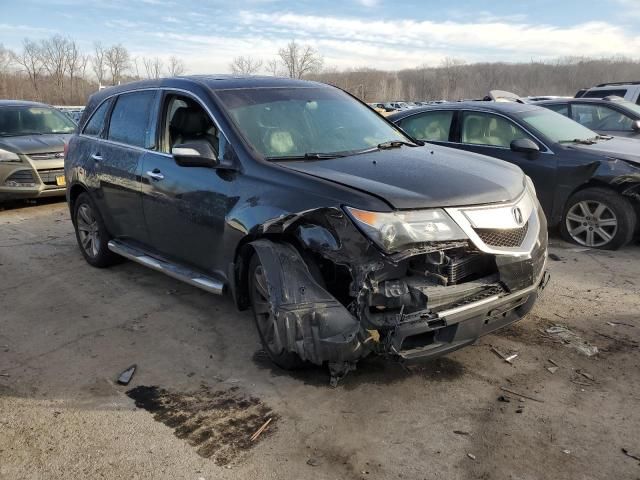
461,111,530,148
108,91,157,148
545,104,569,117
83,100,111,137
583,89,627,99
399,111,453,141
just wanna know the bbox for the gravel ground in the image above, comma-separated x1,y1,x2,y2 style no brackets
1,199,639,480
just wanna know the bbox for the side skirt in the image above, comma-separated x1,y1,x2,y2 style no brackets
107,240,225,295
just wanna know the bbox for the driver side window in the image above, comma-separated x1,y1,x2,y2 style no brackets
161,94,219,155
461,111,531,148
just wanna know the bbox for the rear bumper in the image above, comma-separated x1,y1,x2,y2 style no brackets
387,265,549,360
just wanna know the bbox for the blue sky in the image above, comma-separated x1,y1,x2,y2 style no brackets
1,0,639,73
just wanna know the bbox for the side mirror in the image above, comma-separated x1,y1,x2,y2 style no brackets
511,138,540,154
632,120,640,132
171,140,218,168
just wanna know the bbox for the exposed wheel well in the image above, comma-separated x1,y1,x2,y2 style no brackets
68,183,88,218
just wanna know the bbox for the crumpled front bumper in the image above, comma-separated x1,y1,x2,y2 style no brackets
386,261,549,360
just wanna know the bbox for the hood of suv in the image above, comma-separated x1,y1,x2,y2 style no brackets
277,144,525,209
0,134,72,155
568,136,640,165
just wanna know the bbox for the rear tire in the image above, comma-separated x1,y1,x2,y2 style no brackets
560,187,636,250
72,192,119,267
248,253,303,370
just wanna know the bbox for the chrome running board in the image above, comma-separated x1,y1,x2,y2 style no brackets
107,240,225,295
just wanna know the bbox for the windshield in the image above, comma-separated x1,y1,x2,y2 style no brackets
0,106,76,137
518,108,597,143
216,87,408,158
619,100,640,117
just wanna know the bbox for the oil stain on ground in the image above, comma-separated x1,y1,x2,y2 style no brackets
127,385,277,465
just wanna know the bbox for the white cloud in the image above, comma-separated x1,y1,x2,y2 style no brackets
357,0,380,6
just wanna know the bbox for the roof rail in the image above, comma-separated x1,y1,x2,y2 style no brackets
595,81,640,87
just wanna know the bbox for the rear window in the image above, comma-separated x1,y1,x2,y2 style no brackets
583,89,627,99
544,104,569,117
107,91,157,148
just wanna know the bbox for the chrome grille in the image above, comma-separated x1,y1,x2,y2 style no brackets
28,152,64,161
474,222,529,248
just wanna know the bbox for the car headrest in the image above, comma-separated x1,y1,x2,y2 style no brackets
171,107,210,135
267,130,295,154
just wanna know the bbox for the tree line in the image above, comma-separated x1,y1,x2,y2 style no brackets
1,34,640,106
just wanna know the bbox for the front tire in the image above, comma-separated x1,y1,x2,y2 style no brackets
72,192,119,267
561,187,636,250
248,254,303,370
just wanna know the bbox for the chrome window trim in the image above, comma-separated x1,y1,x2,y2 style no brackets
445,187,541,257
78,86,231,158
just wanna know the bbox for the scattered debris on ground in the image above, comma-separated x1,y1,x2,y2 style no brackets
467,453,476,461
126,385,277,465
622,448,640,462
545,325,599,356
491,346,518,364
116,365,136,385
500,387,544,403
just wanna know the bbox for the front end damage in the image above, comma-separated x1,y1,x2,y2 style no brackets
246,188,549,385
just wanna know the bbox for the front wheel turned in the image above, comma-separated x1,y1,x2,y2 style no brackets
248,254,303,370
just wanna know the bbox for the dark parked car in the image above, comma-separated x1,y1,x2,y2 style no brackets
535,97,640,138
66,76,548,383
389,102,640,250
0,100,76,202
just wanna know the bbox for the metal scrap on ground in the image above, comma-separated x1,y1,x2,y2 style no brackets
545,325,599,356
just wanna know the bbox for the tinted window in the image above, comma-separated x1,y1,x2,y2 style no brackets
519,109,596,143
571,104,634,131
545,104,569,117
583,89,627,99
108,91,157,148
399,111,453,141
161,94,219,155
461,112,530,148
83,100,111,137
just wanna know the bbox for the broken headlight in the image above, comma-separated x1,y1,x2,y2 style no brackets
345,207,467,253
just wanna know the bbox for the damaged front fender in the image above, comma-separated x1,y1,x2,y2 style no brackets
249,239,370,366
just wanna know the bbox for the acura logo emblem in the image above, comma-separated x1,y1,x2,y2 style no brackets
512,207,524,226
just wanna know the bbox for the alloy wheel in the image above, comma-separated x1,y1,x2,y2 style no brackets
565,200,618,247
76,203,100,258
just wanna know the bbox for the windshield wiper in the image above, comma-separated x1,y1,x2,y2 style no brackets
266,152,346,161
559,138,598,145
377,140,421,149
0,131,45,137
596,135,613,140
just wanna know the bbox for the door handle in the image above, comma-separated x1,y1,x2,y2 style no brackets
146,169,164,181
91,153,102,161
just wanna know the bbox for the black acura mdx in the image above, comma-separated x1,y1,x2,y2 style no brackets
66,76,548,383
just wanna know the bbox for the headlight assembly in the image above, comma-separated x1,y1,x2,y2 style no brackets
0,149,20,162
345,206,467,253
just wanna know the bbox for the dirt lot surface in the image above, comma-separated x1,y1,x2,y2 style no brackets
1,199,639,480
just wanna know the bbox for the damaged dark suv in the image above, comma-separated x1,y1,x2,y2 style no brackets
66,76,549,383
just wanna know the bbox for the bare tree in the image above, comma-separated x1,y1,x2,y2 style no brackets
265,58,280,76
65,39,83,101
167,56,185,76
230,56,263,75
92,42,107,87
142,57,163,79
278,40,322,79
11,39,43,95
0,44,11,72
105,44,130,85
40,35,73,100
